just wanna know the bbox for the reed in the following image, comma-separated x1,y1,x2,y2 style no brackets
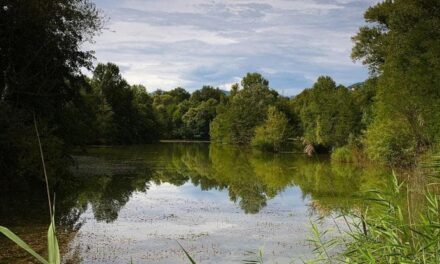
307,170,440,263
0,116,60,264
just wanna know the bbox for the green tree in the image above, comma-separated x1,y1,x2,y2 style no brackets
0,0,102,180
190,86,225,104
210,73,276,144
352,0,440,164
241,72,269,90
182,99,218,139
210,102,233,144
90,63,159,144
152,88,191,139
252,106,289,152
293,76,359,150
351,78,377,130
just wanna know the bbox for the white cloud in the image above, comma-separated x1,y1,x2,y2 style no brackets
97,21,238,45
89,0,377,94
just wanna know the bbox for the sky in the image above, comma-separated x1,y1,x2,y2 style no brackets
90,0,380,95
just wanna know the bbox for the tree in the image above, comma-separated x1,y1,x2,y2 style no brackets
167,87,190,102
190,86,225,103
352,0,440,164
293,76,359,150
151,87,194,139
182,99,218,139
210,102,233,144
90,63,159,144
351,78,377,131
210,73,276,144
252,106,289,152
241,72,269,90
0,0,101,119
0,0,102,181
131,85,161,142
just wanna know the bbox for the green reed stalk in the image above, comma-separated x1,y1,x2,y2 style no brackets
0,116,60,264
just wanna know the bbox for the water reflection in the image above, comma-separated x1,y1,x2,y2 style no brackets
0,143,391,263
63,143,390,222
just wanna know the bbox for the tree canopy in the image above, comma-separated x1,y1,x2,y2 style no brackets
352,0,440,164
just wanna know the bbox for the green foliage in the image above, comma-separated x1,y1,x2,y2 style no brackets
364,118,417,166
210,73,276,144
309,170,440,264
0,0,102,117
353,0,440,165
89,63,160,144
331,146,355,164
210,102,233,143
189,86,225,104
182,99,218,139
293,76,360,150
0,121,60,264
252,106,289,152
241,73,270,90
151,86,223,139
0,223,60,264
0,0,102,180
350,78,377,130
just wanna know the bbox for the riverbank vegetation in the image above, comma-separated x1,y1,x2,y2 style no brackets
2,0,439,186
1,0,440,262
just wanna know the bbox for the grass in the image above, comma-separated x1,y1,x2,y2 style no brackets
330,146,366,164
331,146,354,163
306,170,440,263
0,116,60,264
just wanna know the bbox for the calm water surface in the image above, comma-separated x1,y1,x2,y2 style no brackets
0,143,392,263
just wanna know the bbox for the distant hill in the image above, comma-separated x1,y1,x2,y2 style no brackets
347,82,365,89
220,89,231,96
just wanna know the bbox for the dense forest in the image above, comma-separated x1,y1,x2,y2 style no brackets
1,0,440,185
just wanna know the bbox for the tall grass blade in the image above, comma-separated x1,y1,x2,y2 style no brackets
47,217,60,264
177,241,197,264
0,226,49,264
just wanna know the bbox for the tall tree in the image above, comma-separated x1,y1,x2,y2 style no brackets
353,0,440,164
0,0,102,181
0,0,101,118
210,73,276,144
293,76,359,150
90,63,159,144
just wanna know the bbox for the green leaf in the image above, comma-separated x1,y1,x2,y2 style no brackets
177,241,196,264
0,226,49,264
47,218,60,264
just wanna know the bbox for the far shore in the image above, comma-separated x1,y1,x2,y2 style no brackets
160,139,210,143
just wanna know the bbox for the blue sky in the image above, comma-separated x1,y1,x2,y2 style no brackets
90,0,379,95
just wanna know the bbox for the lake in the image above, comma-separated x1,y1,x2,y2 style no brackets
0,143,392,263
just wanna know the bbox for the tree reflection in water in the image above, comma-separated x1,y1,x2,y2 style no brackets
1,143,391,225
0,143,391,262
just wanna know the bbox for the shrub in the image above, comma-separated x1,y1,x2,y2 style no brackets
331,146,354,163
364,118,417,166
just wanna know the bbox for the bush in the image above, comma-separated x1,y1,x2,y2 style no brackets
364,118,417,166
331,144,366,164
331,146,354,163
